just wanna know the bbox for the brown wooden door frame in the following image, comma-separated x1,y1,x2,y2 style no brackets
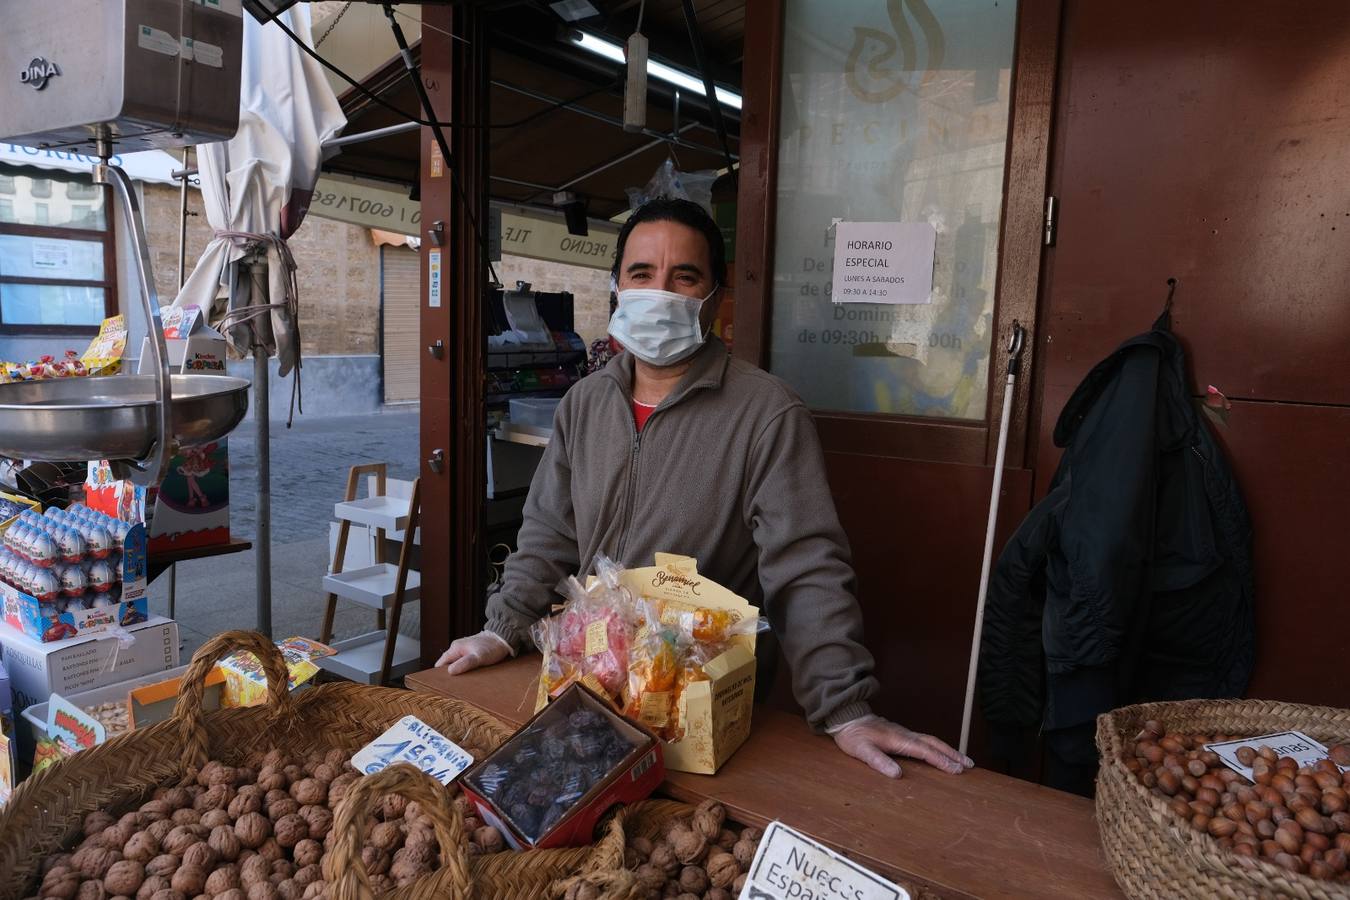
419,4,490,667
735,0,1064,470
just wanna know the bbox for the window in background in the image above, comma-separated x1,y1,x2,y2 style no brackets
0,164,115,332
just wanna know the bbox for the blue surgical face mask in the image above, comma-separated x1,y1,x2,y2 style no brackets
608,283,718,367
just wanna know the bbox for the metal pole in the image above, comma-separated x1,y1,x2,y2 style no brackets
250,257,273,638
169,147,190,621
321,120,420,149
959,323,1027,757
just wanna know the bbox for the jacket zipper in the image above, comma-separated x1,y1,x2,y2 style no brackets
615,413,644,562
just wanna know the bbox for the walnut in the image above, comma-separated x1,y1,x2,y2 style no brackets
678,866,708,894
257,838,284,863
707,890,733,900
168,809,200,827
169,867,205,896
256,768,287,794
77,846,122,880
297,807,332,842
194,785,234,813
379,794,409,821
707,851,738,889
310,764,338,785
390,845,435,884
368,821,402,853
161,827,199,857
85,812,117,836
473,825,504,854
240,855,271,888
216,891,247,900
716,829,738,852
272,860,296,880
300,883,326,900
181,842,218,871
42,853,74,875
207,765,239,788
148,889,185,900
733,873,746,893
209,825,243,862
144,855,178,878
370,876,396,896
292,865,320,888
633,864,665,892
462,816,482,834
139,801,173,821
669,826,707,866
277,880,301,900
235,814,272,850
102,860,145,896
132,875,168,900
100,824,136,851
205,865,241,895
266,799,300,822
160,788,192,811
692,800,725,840
289,778,325,807
122,833,159,864
323,749,348,769
39,871,80,900
264,789,289,807
630,835,654,863
562,881,599,900
292,840,321,869
120,813,148,831
282,766,303,787
200,810,232,831
623,848,639,869
732,839,756,869
75,880,106,900
237,767,258,785
739,827,762,843
146,822,175,845
325,776,356,809
229,792,263,820
360,847,391,876
273,814,309,849
261,750,288,770
247,883,279,900
649,844,680,877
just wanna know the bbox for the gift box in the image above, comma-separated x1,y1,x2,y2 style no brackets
464,682,664,849
216,636,336,708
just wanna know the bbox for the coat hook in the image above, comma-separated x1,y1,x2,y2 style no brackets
1164,277,1178,313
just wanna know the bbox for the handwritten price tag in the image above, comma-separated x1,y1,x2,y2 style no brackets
351,715,474,785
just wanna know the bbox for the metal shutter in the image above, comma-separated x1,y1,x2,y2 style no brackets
381,246,420,403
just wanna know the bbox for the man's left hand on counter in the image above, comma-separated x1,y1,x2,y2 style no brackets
831,715,974,778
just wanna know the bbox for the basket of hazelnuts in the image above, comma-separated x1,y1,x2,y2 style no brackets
0,631,635,900
1095,697,1350,899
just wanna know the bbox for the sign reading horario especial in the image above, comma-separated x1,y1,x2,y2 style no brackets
830,221,936,305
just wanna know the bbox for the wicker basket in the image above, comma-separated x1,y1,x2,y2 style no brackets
1096,698,1350,899
550,799,694,899
0,630,628,900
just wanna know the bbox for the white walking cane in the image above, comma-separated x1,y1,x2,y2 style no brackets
959,321,1027,757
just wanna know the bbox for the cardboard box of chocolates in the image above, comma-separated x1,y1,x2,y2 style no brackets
462,682,664,849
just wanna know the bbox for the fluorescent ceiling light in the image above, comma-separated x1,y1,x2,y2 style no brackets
570,31,742,111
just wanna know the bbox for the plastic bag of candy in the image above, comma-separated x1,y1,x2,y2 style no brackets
531,554,636,705
621,598,689,740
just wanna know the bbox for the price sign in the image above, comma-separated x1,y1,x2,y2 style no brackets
738,821,909,900
351,715,474,785
1204,730,1348,780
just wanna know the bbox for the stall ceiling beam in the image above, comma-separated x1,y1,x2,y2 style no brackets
491,80,736,159
535,120,702,201
323,119,421,149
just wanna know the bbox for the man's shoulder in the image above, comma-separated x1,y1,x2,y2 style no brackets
721,355,806,412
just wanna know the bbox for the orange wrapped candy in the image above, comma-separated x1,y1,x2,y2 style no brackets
623,613,682,740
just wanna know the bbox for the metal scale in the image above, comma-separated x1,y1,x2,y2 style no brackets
0,0,250,484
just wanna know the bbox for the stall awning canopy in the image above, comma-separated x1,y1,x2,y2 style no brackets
0,144,191,186
310,0,744,221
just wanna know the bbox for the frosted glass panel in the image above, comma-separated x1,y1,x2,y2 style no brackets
769,0,1017,419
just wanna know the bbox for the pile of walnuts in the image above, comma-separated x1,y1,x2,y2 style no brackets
1124,721,1350,882
28,748,505,900
565,800,760,900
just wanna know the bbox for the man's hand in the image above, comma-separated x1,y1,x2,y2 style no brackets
832,715,974,778
435,631,512,675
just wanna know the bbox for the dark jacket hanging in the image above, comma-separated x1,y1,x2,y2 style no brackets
979,313,1254,791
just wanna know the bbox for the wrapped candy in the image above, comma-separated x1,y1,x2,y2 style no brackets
531,555,637,704
622,600,686,740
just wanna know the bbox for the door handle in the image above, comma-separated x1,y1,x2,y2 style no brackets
428,448,445,474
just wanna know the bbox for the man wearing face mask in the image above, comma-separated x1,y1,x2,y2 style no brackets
438,198,973,780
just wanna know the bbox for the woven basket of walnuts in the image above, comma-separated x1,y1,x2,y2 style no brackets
0,631,631,900
1096,698,1350,899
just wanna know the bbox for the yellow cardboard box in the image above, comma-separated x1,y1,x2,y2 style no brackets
538,554,758,774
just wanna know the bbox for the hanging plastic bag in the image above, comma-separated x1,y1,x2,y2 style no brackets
625,158,718,215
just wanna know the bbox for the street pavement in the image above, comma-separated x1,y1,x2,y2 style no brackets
145,407,421,662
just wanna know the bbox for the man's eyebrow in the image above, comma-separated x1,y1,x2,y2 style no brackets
625,261,655,274
672,262,706,277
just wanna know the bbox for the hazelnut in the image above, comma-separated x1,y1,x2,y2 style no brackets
368,821,402,852
144,855,178,878
274,814,309,849
707,851,738,889
205,865,241,895
235,813,272,850
103,860,145,896
692,800,725,839
169,865,206,896
122,833,159,864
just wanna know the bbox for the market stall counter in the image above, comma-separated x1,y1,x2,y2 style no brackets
408,655,1124,899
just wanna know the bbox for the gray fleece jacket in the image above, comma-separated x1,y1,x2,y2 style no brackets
484,336,879,731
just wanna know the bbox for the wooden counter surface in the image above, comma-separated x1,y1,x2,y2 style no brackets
407,657,1123,900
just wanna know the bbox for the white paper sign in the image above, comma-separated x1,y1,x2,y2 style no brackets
1204,730,1347,781
831,222,936,305
428,250,442,308
32,242,71,270
351,715,473,785
738,821,909,900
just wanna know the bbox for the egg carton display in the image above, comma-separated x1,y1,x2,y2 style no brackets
0,505,147,643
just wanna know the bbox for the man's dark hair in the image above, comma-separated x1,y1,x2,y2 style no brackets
611,197,727,289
